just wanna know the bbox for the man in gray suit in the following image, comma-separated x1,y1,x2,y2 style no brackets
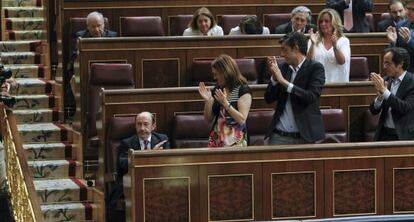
369,47,414,141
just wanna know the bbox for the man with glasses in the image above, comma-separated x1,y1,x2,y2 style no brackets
369,47,414,141
387,0,414,72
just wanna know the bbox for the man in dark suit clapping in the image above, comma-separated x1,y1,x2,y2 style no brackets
265,32,326,145
377,0,406,32
369,47,414,141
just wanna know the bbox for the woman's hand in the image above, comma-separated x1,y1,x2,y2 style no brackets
309,29,318,44
198,82,212,101
214,88,228,106
331,34,338,48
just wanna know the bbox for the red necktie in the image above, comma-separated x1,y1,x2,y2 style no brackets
344,0,353,31
144,140,150,150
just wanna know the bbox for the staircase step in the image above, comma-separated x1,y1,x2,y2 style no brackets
17,123,67,143
14,108,60,124
41,202,94,222
24,142,75,160
14,94,55,110
5,30,46,40
0,52,43,65
28,159,81,179
34,178,88,204
14,78,53,95
4,64,46,78
3,7,44,18
0,40,43,53
5,18,45,31
2,0,42,7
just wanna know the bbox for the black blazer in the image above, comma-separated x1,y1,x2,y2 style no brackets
377,18,395,32
274,22,317,34
117,132,170,178
264,58,326,142
326,0,373,33
369,72,414,140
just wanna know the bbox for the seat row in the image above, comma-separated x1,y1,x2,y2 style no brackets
70,13,392,37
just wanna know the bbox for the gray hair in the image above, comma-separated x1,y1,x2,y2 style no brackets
291,6,312,23
86,11,104,25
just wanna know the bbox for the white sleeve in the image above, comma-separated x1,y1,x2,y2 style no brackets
215,26,224,36
183,28,193,36
228,27,238,35
338,37,351,63
262,27,270,35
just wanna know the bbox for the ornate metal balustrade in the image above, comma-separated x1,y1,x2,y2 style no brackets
0,104,44,222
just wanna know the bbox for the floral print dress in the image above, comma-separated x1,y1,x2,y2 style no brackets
208,85,250,147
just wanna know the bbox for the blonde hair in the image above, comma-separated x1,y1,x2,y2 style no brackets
188,7,217,31
316,8,344,43
211,54,247,90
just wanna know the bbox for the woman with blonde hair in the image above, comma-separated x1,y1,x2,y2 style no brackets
307,8,351,83
198,54,252,147
183,7,224,36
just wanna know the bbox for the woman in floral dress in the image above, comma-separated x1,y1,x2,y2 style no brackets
198,54,252,147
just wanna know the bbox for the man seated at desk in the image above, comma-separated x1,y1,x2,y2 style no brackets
108,112,170,210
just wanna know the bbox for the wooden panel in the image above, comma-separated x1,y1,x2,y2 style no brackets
142,58,180,88
143,177,190,221
384,157,414,214
263,161,324,220
325,158,384,217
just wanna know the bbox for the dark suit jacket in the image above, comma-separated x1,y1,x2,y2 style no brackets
369,73,414,140
274,22,317,34
377,18,395,32
264,58,326,142
117,132,170,178
393,19,414,73
326,0,373,33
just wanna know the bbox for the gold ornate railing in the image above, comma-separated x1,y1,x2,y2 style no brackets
0,104,44,222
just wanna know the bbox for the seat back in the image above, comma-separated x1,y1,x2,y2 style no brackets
263,13,291,34
381,12,391,21
350,57,370,81
172,113,210,148
105,115,136,182
188,58,258,86
120,16,165,37
169,15,192,36
88,63,135,139
363,109,379,142
216,14,250,35
366,13,375,32
320,109,347,143
246,110,274,145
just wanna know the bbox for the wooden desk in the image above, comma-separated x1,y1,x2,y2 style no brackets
125,141,414,221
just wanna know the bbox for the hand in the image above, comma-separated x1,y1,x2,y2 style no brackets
309,29,319,44
331,34,338,47
399,27,411,42
153,140,168,150
386,26,397,44
267,56,283,82
213,88,228,106
198,82,212,101
370,72,387,94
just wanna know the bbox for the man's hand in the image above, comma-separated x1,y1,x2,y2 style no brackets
267,56,288,86
153,140,168,150
386,26,397,44
399,27,411,43
370,72,387,94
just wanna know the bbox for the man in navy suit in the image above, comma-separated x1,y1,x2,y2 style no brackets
265,32,325,144
326,0,373,32
369,47,414,141
377,0,406,32
387,0,414,72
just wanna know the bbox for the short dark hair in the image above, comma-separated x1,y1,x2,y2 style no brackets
388,0,404,9
384,47,410,70
404,0,414,6
279,32,308,55
239,15,263,34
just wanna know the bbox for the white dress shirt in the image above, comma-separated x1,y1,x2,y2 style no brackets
183,25,224,36
228,26,270,35
138,135,152,150
270,57,306,133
